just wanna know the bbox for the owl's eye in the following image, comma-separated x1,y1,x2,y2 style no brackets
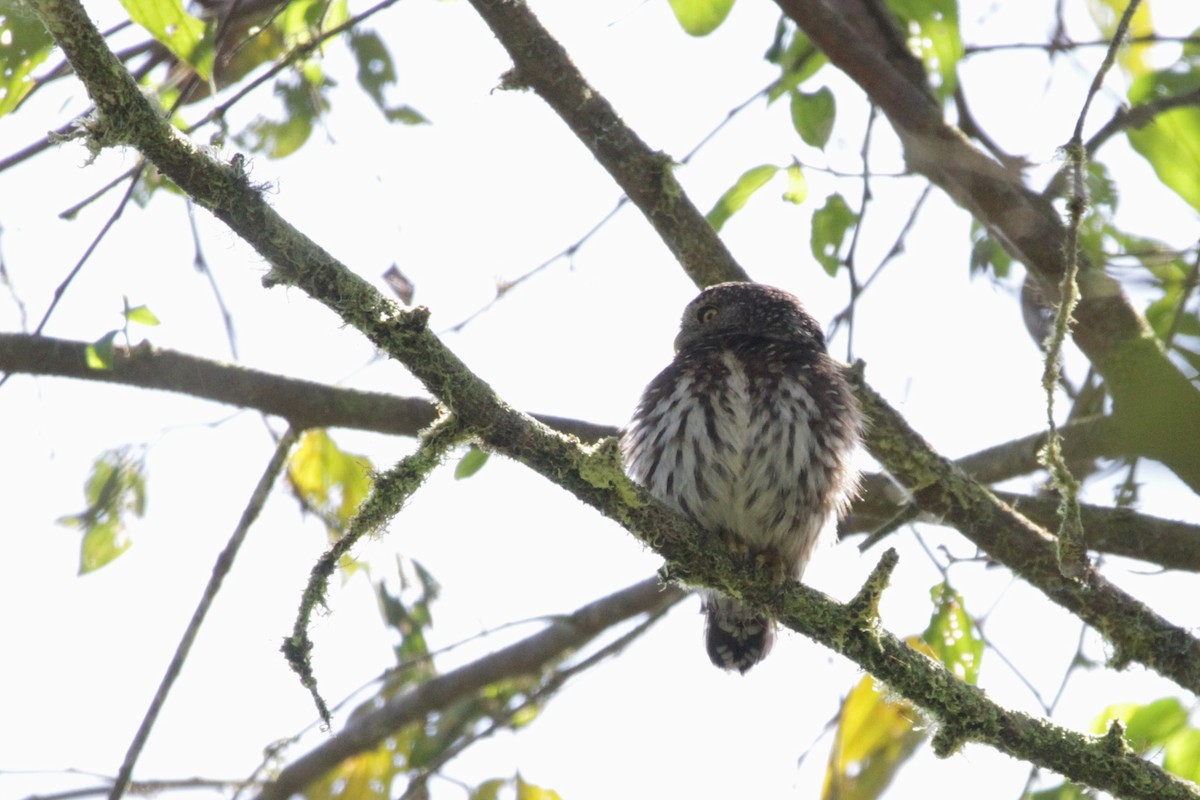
697,305,719,323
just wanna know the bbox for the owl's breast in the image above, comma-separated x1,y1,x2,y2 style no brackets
622,346,848,574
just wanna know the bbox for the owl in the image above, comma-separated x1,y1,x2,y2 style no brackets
621,282,861,673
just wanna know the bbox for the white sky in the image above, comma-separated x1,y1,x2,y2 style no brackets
2,1,1200,799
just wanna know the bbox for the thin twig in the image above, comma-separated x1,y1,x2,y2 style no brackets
1040,0,1141,579
838,104,877,360
444,83,772,333
396,601,674,799
106,427,300,800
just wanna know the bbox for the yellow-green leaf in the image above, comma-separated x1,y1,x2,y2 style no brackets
303,739,403,800
1165,727,1200,782
1086,0,1154,79
1125,698,1189,752
124,304,161,326
118,0,213,80
57,449,147,574
790,86,836,148
516,775,562,800
887,0,962,98
811,193,857,275
1126,108,1200,213
80,520,131,574
783,163,808,205
823,639,929,800
470,779,506,800
455,446,490,480
706,164,780,232
85,331,118,370
288,430,373,532
1091,702,1140,735
922,583,983,684
0,0,54,117
667,0,736,37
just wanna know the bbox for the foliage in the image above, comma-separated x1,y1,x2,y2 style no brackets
6,0,1200,799
57,448,148,573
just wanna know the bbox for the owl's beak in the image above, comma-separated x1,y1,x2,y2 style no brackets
673,331,684,353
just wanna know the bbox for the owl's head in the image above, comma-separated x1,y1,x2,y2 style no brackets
673,282,826,353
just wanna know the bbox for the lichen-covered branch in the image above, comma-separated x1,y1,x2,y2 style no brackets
24,0,1200,795
282,414,473,728
258,577,686,800
850,370,1200,691
772,0,1200,493
7,333,1197,571
463,0,748,289
0,333,614,441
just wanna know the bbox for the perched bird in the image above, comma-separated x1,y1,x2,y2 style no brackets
621,282,861,673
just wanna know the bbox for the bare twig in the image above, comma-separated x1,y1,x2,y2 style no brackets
258,577,685,800
107,427,300,800
23,1,1200,794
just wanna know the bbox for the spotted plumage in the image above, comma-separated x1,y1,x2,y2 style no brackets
621,282,861,673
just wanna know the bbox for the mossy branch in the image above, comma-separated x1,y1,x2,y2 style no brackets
282,414,473,728
773,0,1200,493
848,368,1200,693
4,334,1195,573
25,0,1200,795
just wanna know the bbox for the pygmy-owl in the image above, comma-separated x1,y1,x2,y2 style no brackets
621,282,861,673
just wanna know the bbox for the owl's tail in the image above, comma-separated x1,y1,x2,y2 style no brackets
704,593,775,673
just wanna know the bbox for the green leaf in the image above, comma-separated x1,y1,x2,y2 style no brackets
765,21,828,102
0,0,54,118
783,163,808,205
811,193,857,276
706,164,780,232
470,779,507,800
1164,727,1200,782
1125,698,1189,752
790,87,836,148
237,72,331,159
86,331,119,370
1092,698,1190,754
886,0,962,99
118,0,213,80
968,222,1012,279
1091,702,1140,735
348,31,430,125
303,739,404,800
922,583,983,684
1126,108,1200,213
377,559,439,677
1028,783,1092,800
667,0,736,37
455,446,490,480
57,449,148,574
80,520,131,574
124,304,161,326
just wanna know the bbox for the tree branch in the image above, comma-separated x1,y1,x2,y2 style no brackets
24,1,1200,795
992,491,1200,572
849,369,1200,690
109,427,300,800
8,333,1195,571
0,333,613,442
773,0,1200,493
463,0,748,289
256,577,686,800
